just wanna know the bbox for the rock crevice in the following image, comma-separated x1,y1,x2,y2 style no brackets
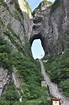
0,68,11,97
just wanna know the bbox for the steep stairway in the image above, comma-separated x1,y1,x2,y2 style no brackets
39,59,69,105
0,68,3,97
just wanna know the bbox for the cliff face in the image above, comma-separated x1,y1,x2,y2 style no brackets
31,0,69,55
0,0,69,103
0,0,32,96
0,68,11,97
0,0,32,47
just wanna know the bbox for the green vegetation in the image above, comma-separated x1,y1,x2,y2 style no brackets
1,0,69,104
42,0,52,5
59,79,69,97
13,11,25,30
43,50,69,97
7,24,22,44
11,52,50,104
1,85,51,105
0,0,9,10
24,1,32,14
0,36,12,71
0,1,25,31
4,29,25,55
0,82,20,105
0,0,13,15
0,18,5,27
0,0,31,56
0,35,51,104
14,0,24,19
5,24,30,55
12,0,26,31
32,0,52,15
52,37,69,51
0,0,51,104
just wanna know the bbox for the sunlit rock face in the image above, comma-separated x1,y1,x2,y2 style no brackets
18,0,32,19
31,0,69,55
0,0,32,46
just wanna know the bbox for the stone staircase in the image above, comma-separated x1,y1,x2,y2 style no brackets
39,59,69,105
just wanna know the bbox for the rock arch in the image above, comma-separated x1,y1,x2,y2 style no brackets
30,33,45,52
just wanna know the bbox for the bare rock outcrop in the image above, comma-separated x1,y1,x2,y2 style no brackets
30,0,69,55
0,0,32,97
39,59,69,105
0,68,11,97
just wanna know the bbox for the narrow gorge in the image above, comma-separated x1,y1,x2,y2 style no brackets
0,0,69,105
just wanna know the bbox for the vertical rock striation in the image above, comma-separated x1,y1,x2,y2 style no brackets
31,0,69,55
0,0,32,47
0,0,32,96
0,68,11,97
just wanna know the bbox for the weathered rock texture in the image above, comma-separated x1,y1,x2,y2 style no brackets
0,0,69,99
0,68,11,97
0,0,32,47
0,0,32,96
30,0,69,55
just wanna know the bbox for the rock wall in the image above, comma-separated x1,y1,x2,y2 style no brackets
0,68,11,97
31,0,69,55
0,0,32,96
0,0,69,98
0,0,32,47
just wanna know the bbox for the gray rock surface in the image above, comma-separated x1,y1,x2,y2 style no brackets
0,68,11,97
0,0,32,47
31,0,69,55
0,0,32,97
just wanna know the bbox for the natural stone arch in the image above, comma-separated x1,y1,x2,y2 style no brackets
30,33,45,52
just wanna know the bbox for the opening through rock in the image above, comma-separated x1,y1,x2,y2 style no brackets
31,39,45,59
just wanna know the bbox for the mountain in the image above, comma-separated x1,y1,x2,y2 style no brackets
31,0,69,55
0,0,69,105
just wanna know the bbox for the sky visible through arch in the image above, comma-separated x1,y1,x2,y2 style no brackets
31,39,45,59
26,0,55,59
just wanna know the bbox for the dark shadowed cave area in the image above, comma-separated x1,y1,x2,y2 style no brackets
30,33,45,50
30,33,45,59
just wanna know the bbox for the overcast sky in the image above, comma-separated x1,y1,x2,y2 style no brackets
26,0,55,11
